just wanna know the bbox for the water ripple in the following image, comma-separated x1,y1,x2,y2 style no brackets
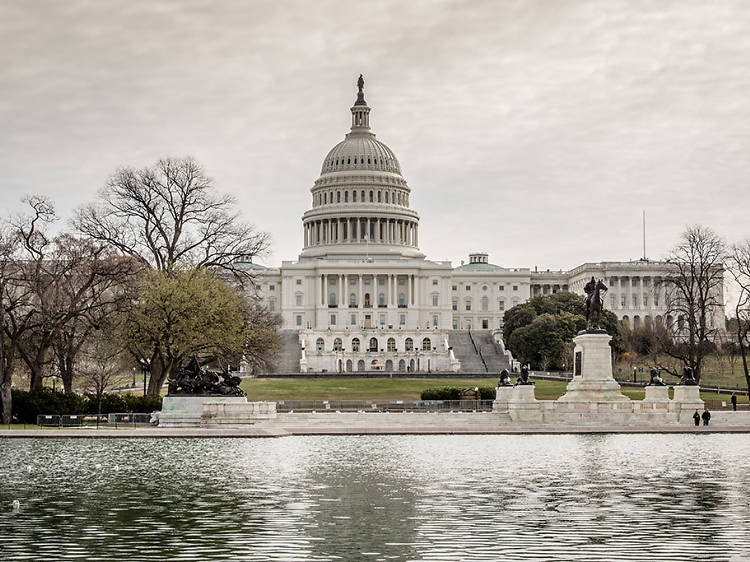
1,434,750,560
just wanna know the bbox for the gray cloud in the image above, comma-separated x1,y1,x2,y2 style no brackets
1,0,749,269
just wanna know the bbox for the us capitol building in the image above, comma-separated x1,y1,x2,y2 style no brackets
239,78,716,374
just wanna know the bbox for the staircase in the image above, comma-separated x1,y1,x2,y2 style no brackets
273,330,302,373
448,330,511,374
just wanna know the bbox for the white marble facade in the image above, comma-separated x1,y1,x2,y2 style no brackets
239,79,722,373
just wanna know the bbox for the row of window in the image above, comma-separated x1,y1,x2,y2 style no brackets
313,188,408,207
294,313,441,328
452,318,503,330
610,294,660,308
451,297,520,311
315,336,434,353
452,284,519,292
324,155,396,169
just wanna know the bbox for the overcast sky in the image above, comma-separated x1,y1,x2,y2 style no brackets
2,0,749,270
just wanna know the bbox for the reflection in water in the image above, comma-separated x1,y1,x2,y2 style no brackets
1,434,750,560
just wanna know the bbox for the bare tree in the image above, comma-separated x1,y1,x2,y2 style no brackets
77,331,129,416
74,157,270,277
729,238,750,392
656,225,726,383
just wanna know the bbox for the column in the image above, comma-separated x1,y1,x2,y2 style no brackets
358,275,363,308
343,274,348,308
407,274,412,307
339,274,344,307
387,275,392,307
366,218,371,241
414,224,418,247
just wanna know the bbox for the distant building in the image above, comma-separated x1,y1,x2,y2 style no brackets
241,80,723,373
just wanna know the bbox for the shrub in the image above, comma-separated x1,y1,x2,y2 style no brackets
421,386,495,400
10,389,164,423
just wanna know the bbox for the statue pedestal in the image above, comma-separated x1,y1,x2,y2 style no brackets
669,385,704,422
159,396,248,427
508,384,542,422
493,386,514,412
643,385,670,403
557,332,629,403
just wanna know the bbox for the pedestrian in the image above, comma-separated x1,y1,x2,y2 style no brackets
701,407,711,426
731,392,737,412
693,409,700,427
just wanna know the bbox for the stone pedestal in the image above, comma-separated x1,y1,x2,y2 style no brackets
670,385,704,422
643,385,670,403
493,386,514,412
508,384,542,422
557,332,629,403
159,396,249,427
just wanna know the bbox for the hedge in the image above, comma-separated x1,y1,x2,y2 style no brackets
10,388,163,424
420,386,496,400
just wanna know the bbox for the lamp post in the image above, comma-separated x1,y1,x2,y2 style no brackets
141,363,148,396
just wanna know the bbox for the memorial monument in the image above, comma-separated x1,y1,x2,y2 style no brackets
557,277,630,403
159,357,276,427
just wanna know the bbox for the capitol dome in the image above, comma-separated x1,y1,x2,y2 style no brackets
300,76,422,260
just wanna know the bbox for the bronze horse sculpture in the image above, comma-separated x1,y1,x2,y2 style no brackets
583,276,608,330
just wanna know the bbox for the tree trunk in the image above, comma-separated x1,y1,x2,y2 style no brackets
29,365,44,390
0,377,11,425
147,360,171,396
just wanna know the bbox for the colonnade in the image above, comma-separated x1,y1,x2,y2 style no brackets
315,273,418,308
304,217,418,248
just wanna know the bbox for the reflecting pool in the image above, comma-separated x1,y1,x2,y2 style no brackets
2,434,750,561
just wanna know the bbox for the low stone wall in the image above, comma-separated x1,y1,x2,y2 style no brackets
202,401,277,427
259,411,511,431
159,396,274,428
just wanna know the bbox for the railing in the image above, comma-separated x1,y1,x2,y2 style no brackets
34,413,155,429
275,399,495,413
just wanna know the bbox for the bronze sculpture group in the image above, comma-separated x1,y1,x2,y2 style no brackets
167,356,246,396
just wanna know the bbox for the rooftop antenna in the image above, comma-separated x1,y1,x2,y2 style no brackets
642,210,647,261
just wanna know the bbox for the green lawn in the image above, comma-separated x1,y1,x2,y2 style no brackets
614,355,748,389
240,377,740,404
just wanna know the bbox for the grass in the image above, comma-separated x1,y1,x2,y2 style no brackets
614,354,749,389
239,377,742,404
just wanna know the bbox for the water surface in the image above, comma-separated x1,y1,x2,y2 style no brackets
2,434,750,561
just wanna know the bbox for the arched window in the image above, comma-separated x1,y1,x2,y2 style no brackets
352,338,360,352
361,190,365,201
385,192,389,203
316,338,324,352
364,293,371,307
369,337,378,352
349,293,356,307
378,293,385,307
337,191,341,203
333,338,342,351
387,338,396,352
422,337,432,351
353,191,357,202
481,296,489,311
405,338,414,351
377,191,382,202
344,191,349,202
398,293,406,307
369,190,374,202
323,193,327,204
329,292,337,306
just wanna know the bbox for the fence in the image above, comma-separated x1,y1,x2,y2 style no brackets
32,413,154,429
275,399,495,413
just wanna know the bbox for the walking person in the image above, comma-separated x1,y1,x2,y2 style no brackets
731,392,737,411
701,407,711,427
693,409,700,427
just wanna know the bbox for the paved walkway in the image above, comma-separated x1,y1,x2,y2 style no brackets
3,425,750,438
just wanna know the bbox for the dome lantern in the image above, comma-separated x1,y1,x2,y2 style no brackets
351,74,371,131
